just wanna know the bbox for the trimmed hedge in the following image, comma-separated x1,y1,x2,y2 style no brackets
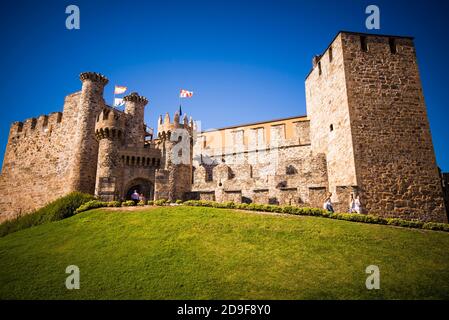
422,222,449,232
122,200,136,207
108,201,122,208
137,200,146,206
154,199,168,206
75,200,109,214
0,192,95,237
183,200,449,233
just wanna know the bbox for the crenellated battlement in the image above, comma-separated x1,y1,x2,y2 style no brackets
95,107,126,141
9,111,63,138
157,112,194,140
123,92,148,105
79,71,109,85
9,121,23,135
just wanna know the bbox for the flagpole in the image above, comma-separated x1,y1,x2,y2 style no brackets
113,85,116,109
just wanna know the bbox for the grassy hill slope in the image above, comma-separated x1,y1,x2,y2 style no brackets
1,206,448,300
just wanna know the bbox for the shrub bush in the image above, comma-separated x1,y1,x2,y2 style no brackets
175,199,183,204
386,218,424,229
236,203,248,210
107,201,122,208
182,199,449,233
422,222,449,232
147,200,154,206
122,200,136,207
154,199,168,206
137,200,146,206
0,192,95,237
183,200,199,206
75,200,108,214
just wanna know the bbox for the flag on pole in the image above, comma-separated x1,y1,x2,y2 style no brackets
180,89,193,98
114,85,127,95
114,98,125,107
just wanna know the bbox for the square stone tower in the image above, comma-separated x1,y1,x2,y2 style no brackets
306,31,447,222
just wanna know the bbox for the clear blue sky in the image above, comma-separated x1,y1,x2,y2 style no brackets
0,0,448,170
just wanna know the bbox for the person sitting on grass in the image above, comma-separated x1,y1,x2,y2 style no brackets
323,193,334,213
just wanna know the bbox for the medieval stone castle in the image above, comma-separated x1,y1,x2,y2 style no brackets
0,31,448,223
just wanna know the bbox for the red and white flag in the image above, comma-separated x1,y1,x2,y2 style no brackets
114,85,127,95
180,89,193,98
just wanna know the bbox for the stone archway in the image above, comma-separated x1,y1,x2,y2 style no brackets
124,178,154,201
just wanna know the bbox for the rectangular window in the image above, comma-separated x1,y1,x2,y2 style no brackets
389,38,397,54
249,127,264,151
232,130,244,145
256,127,264,145
318,61,322,75
270,124,285,143
360,36,368,52
329,46,333,62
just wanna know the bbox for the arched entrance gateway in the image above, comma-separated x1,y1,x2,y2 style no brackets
124,178,154,201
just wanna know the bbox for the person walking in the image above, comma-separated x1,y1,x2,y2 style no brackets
353,194,362,214
131,190,139,205
349,193,356,213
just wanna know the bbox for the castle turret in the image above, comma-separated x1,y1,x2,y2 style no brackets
70,72,109,194
94,108,125,201
124,92,148,146
154,111,194,201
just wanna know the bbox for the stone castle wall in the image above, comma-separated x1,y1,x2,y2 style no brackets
0,76,162,222
305,33,358,206
341,33,446,222
191,123,330,207
0,92,82,222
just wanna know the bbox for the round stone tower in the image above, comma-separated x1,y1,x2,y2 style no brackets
70,72,109,194
154,112,194,201
123,92,148,147
94,108,125,201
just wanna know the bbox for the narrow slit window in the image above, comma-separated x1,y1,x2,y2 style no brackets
330,124,334,132
389,38,397,54
329,46,333,62
360,36,368,52
318,61,322,76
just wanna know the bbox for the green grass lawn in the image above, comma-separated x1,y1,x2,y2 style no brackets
1,206,449,300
